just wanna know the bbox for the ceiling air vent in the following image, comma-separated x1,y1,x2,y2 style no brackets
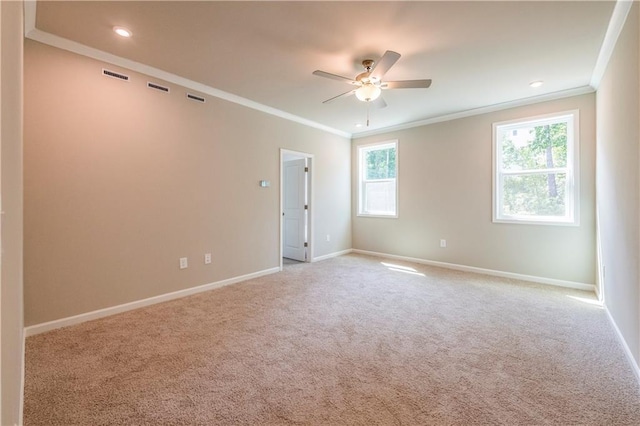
147,82,170,93
102,68,129,81
186,93,206,103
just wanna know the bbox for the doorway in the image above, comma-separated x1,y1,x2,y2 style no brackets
280,149,313,270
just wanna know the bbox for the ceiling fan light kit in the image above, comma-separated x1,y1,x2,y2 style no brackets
355,84,381,102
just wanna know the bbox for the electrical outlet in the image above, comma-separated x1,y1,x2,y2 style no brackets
179,257,188,269
326,234,331,242
440,239,447,248
204,253,212,264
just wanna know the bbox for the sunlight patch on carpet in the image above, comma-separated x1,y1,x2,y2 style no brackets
381,262,426,277
566,295,603,307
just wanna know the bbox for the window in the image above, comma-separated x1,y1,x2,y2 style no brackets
358,141,398,217
493,110,579,225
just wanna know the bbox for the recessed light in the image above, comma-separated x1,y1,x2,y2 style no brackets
529,80,544,88
355,123,363,128
113,26,132,38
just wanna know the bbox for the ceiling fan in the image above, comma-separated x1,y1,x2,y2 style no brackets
312,50,432,108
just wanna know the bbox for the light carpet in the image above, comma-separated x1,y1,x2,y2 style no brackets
24,254,640,425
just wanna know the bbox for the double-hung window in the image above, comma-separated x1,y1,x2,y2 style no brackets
493,110,579,225
358,140,398,217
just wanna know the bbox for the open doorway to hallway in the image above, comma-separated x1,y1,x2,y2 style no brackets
280,149,313,270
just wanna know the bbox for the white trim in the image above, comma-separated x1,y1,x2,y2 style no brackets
595,208,604,302
25,0,609,141
355,214,399,219
23,1,35,38
492,109,580,226
590,0,634,89
24,267,280,337
352,249,595,292
19,330,25,426
25,0,604,142
352,86,594,139
604,304,640,383
23,26,350,139
281,149,312,162
279,149,314,270
357,140,398,217
0,0,3,419
312,249,353,263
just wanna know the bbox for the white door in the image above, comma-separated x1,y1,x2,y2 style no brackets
283,159,307,261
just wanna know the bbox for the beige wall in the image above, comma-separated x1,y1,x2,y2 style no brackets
24,40,351,326
1,1,24,425
353,94,596,285
596,3,639,365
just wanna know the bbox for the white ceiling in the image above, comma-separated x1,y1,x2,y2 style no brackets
30,1,616,137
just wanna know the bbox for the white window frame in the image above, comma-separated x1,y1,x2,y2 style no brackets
492,110,580,226
358,140,398,218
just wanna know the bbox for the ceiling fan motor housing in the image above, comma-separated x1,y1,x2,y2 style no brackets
356,60,376,84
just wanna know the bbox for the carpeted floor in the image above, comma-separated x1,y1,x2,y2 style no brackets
24,254,640,425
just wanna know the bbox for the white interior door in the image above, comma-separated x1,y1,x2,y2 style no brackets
283,158,306,261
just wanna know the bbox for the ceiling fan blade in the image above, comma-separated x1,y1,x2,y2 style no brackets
383,79,432,89
322,89,356,104
370,50,401,80
313,70,358,85
372,96,387,109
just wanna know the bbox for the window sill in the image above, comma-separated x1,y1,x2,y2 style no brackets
357,213,398,219
493,217,579,227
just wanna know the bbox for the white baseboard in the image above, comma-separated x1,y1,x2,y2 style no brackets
312,249,353,263
352,249,595,292
24,266,280,337
19,327,25,426
604,304,640,383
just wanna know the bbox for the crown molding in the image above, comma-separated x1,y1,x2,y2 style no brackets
23,0,629,141
23,1,351,139
590,0,634,89
352,86,595,139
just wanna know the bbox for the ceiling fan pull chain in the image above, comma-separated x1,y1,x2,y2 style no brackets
366,103,370,127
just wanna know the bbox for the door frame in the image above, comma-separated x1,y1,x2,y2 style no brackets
280,149,313,270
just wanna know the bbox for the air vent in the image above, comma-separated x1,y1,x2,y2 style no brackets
102,68,129,81
147,82,170,93
186,93,206,103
